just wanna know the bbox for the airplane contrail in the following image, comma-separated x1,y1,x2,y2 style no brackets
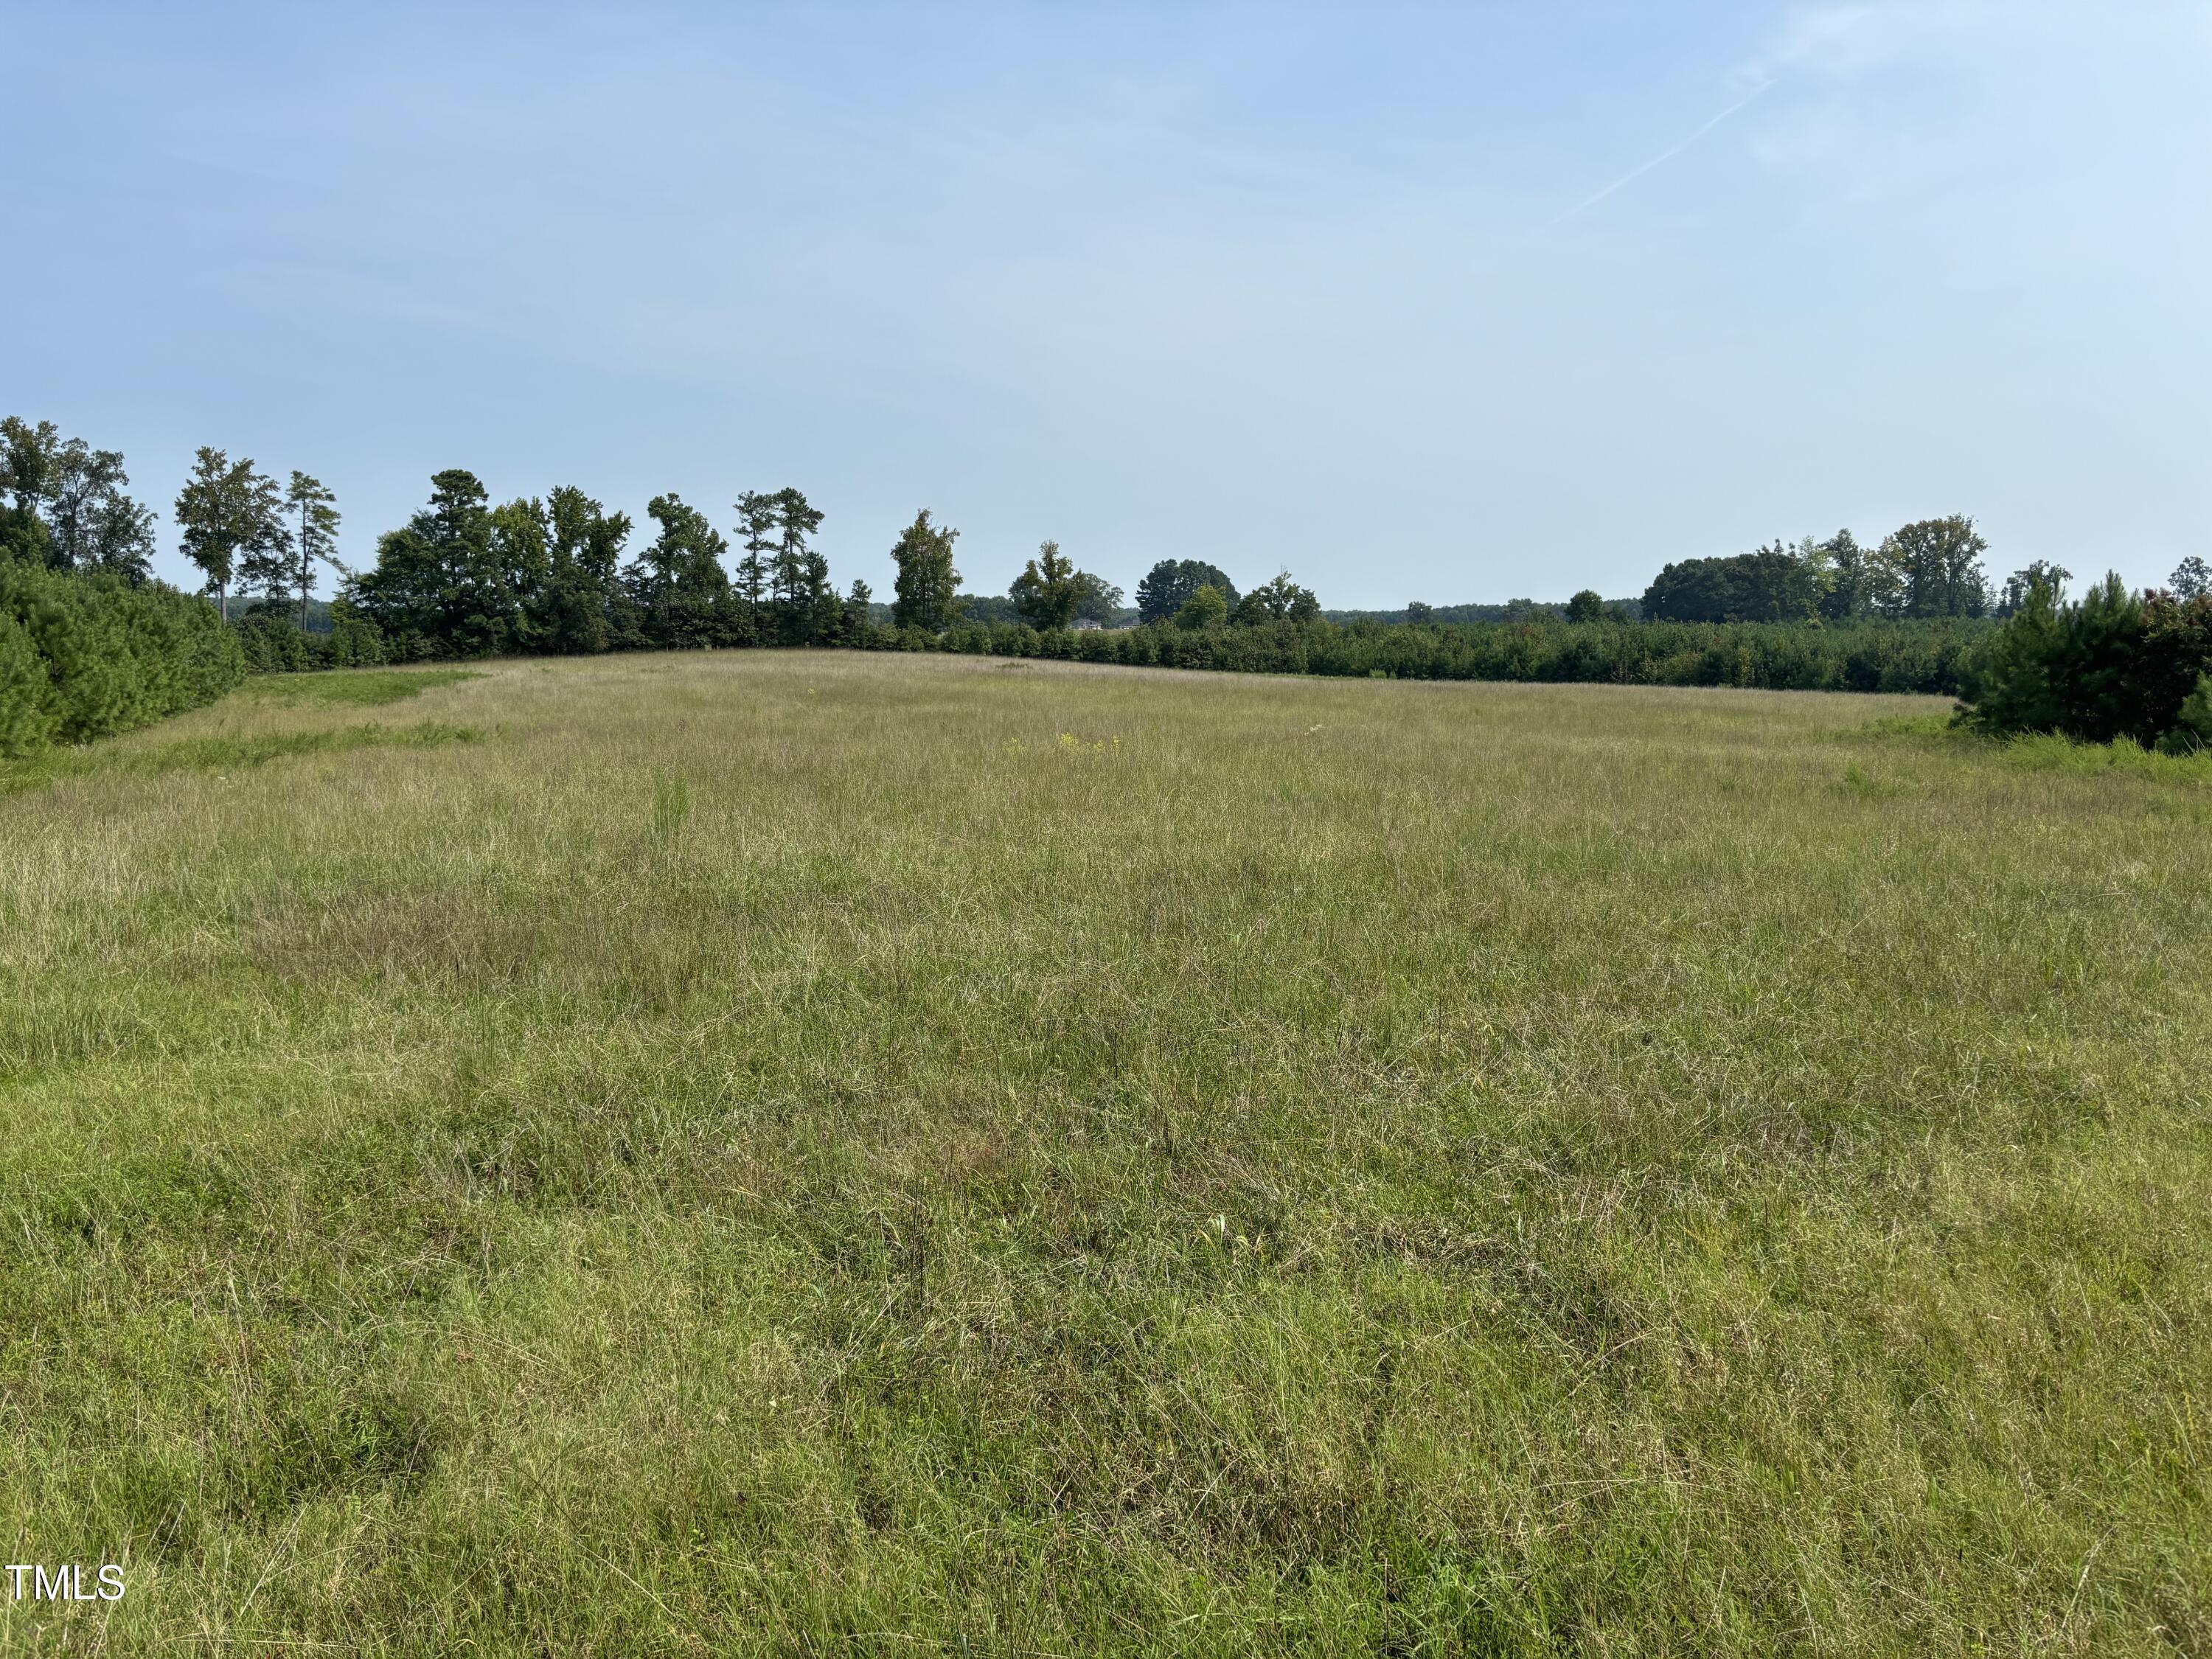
1542,79,1776,230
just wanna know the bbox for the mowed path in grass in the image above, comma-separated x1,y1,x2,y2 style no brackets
3,651,2208,1655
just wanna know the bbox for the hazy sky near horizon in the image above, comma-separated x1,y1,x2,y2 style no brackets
7,1,2208,605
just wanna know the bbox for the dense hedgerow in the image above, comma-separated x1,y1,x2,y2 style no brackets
907,613,1993,695
0,560,246,758
249,602,1990,698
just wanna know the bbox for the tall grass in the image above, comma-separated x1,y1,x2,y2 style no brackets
2,654,2206,1654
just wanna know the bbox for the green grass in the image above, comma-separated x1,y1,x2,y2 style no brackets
3,652,2206,1654
236,666,487,707
0,720,481,797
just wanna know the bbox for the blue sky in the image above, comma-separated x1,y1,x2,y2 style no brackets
7,1,2207,606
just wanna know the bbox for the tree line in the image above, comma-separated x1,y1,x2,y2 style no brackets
1641,516,2053,624
6,412,2207,746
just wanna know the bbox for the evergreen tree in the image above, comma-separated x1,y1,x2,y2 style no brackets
348,470,508,656
282,472,344,627
889,508,961,630
732,490,778,642
2168,556,2208,601
840,578,874,644
0,505,52,568
761,487,829,644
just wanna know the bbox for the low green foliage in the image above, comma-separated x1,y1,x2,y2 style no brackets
1,719,481,796
0,557,246,757
233,601,389,672
3,653,2206,1653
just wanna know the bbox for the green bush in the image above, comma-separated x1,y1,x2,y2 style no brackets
232,600,389,675
0,559,246,759
2172,675,2212,754
1963,574,2212,748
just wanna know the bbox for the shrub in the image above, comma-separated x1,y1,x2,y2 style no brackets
1964,573,2212,748
2166,675,2212,754
0,608,54,754
0,560,246,759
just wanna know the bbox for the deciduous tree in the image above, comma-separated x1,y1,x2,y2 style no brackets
1010,540,1079,630
890,508,961,631
1881,515,1989,618
1997,560,2071,616
1136,559,1239,625
1815,529,1886,619
1175,584,1229,630
629,493,731,648
532,485,630,653
0,418,59,516
1073,572,1124,625
1643,541,1818,622
175,448,287,622
1234,571,1321,625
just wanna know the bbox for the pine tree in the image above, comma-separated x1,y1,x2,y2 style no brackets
762,487,827,644
347,470,507,656
733,491,778,644
283,472,344,628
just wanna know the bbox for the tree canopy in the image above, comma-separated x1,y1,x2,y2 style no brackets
1136,559,1239,625
1010,540,1080,630
175,448,288,620
890,509,961,631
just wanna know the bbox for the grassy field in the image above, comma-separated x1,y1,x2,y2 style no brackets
4,651,2208,1655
